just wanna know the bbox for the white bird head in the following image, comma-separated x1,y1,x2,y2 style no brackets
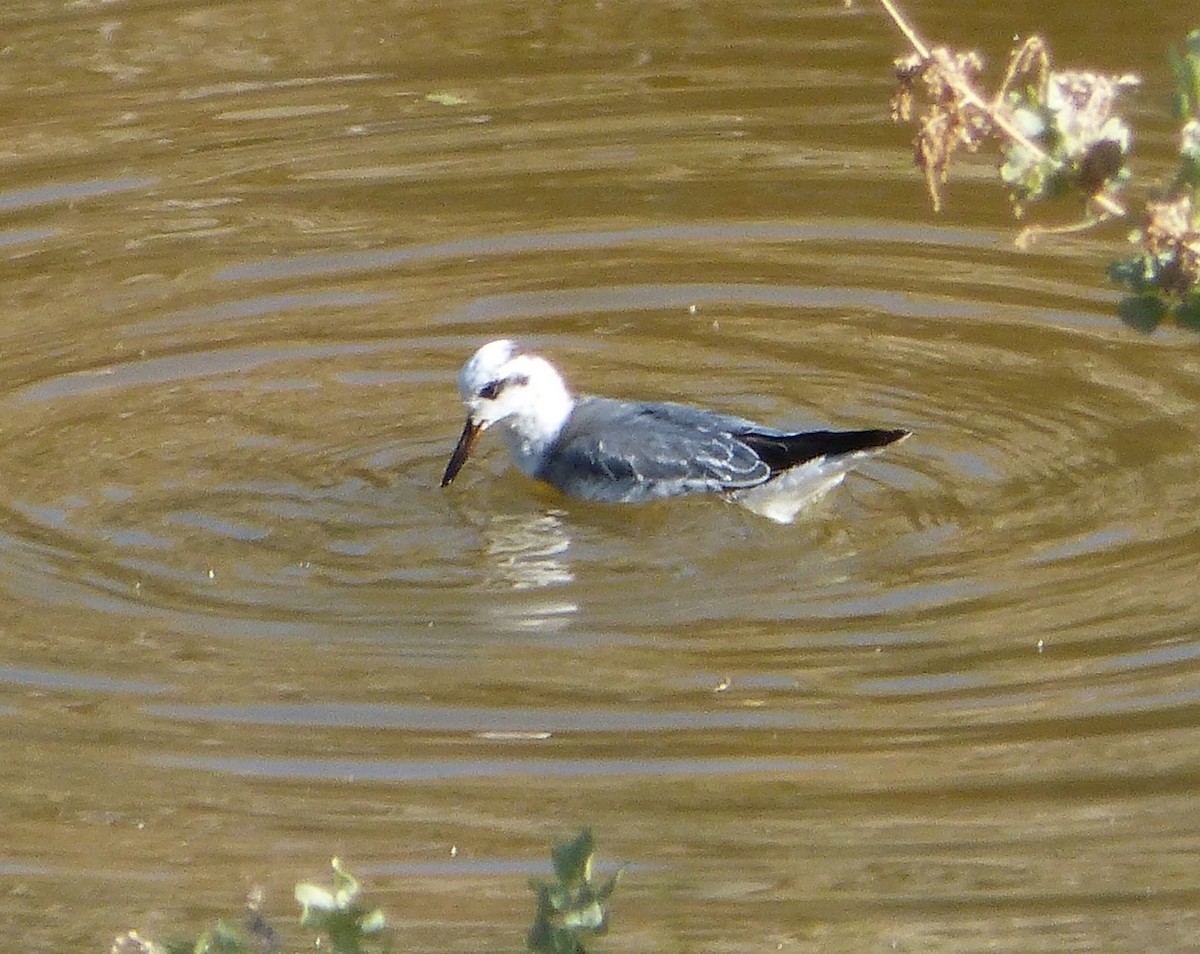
442,340,574,487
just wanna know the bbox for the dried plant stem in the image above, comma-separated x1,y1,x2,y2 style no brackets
1015,215,1109,249
876,0,1125,218
876,0,929,58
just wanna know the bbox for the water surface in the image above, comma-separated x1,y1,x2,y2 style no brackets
2,1,1199,951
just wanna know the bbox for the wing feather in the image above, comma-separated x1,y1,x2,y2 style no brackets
535,397,770,502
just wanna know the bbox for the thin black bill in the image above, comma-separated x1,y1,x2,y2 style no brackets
441,418,483,487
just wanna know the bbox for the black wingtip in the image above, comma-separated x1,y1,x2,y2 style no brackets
741,427,911,473
798,427,911,457
863,428,911,450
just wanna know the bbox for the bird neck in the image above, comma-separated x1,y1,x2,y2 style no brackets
500,392,574,476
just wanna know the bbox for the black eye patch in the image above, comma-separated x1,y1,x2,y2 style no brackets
478,373,529,400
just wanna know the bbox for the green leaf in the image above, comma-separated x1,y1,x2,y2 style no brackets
1108,252,1165,293
359,908,387,935
1170,31,1200,118
1117,294,1167,333
331,857,362,907
295,883,337,912
551,829,595,889
592,867,625,903
529,831,620,954
560,900,607,933
1175,293,1200,329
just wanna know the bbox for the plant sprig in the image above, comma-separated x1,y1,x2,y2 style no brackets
527,830,624,954
883,0,1136,228
879,1,1200,327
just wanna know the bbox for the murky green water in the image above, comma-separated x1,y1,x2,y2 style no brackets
2,0,1200,951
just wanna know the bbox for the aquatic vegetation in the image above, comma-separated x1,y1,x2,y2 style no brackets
1108,33,1200,329
111,859,386,954
294,858,387,954
880,0,1200,328
109,832,620,954
527,829,623,954
891,32,1136,224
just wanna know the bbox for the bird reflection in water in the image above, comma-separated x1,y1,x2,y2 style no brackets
480,510,578,629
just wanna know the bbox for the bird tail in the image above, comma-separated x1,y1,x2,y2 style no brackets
741,428,909,475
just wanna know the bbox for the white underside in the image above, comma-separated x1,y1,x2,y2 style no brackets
728,455,867,524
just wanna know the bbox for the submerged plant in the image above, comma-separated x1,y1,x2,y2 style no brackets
527,830,623,954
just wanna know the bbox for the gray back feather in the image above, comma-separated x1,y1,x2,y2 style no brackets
534,397,772,502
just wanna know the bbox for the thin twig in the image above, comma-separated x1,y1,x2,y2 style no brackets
876,0,929,59
1015,209,1115,249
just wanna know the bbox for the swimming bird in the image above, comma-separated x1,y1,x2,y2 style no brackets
441,339,908,523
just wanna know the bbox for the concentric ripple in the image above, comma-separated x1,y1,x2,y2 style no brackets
0,225,1196,673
